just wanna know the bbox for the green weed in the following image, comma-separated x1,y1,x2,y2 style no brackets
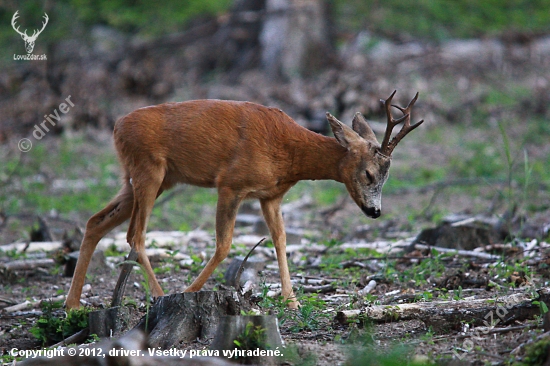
257,282,291,323
515,336,550,366
257,285,330,332
281,344,318,366
104,244,125,257
153,249,181,275
0,248,27,260
391,251,447,285
343,328,431,366
233,321,268,353
289,293,330,332
30,300,91,345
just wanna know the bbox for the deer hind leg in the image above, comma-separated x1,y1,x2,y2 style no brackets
126,168,166,299
66,183,134,309
185,187,243,292
260,196,299,309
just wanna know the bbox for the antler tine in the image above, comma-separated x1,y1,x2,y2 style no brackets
32,13,49,39
11,10,28,37
380,90,408,156
39,13,49,32
391,91,419,113
11,10,19,27
380,91,423,156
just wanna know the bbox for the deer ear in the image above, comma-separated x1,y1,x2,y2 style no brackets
352,112,379,143
326,112,361,149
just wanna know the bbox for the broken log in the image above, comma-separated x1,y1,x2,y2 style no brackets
1,258,56,283
2,295,65,313
1,258,55,271
135,291,252,348
336,287,550,332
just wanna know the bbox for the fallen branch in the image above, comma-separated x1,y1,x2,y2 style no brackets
3,300,31,313
302,284,335,293
0,295,16,305
1,241,63,253
336,288,550,331
3,295,65,313
50,327,90,348
1,258,55,271
412,243,500,260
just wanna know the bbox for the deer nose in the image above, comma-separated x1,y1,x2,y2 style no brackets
362,206,381,219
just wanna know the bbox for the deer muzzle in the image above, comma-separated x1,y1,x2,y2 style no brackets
361,205,381,219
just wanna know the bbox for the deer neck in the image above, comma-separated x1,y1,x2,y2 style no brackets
288,132,347,183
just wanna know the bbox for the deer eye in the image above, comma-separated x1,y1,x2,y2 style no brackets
365,171,373,182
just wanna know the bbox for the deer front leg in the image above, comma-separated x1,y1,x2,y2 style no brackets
185,187,243,292
260,196,299,309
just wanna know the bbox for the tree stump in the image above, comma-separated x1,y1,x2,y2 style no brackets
210,315,284,365
89,306,131,338
135,291,252,348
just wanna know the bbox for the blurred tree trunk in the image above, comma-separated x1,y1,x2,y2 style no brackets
213,0,266,79
260,0,333,79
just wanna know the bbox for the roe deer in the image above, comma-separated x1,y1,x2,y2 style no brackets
65,90,423,309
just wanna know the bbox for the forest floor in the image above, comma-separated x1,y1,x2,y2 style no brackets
1,130,549,365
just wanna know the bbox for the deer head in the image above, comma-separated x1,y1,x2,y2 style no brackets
11,11,49,54
326,90,423,218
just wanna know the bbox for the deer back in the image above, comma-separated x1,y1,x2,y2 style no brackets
113,100,323,194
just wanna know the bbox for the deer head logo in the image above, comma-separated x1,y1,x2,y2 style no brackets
11,11,49,54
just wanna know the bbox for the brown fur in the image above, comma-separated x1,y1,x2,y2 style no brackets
65,97,419,309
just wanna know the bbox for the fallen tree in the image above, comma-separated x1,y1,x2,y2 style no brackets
135,291,253,348
336,287,550,332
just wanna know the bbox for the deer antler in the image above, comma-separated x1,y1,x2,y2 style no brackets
11,11,48,40
11,11,27,38
31,13,49,39
380,90,424,156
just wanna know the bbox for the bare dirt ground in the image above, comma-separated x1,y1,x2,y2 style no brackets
1,162,550,365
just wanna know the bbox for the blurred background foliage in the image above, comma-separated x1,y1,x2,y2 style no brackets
337,0,550,40
0,0,232,53
2,0,550,51
0,0,549,235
